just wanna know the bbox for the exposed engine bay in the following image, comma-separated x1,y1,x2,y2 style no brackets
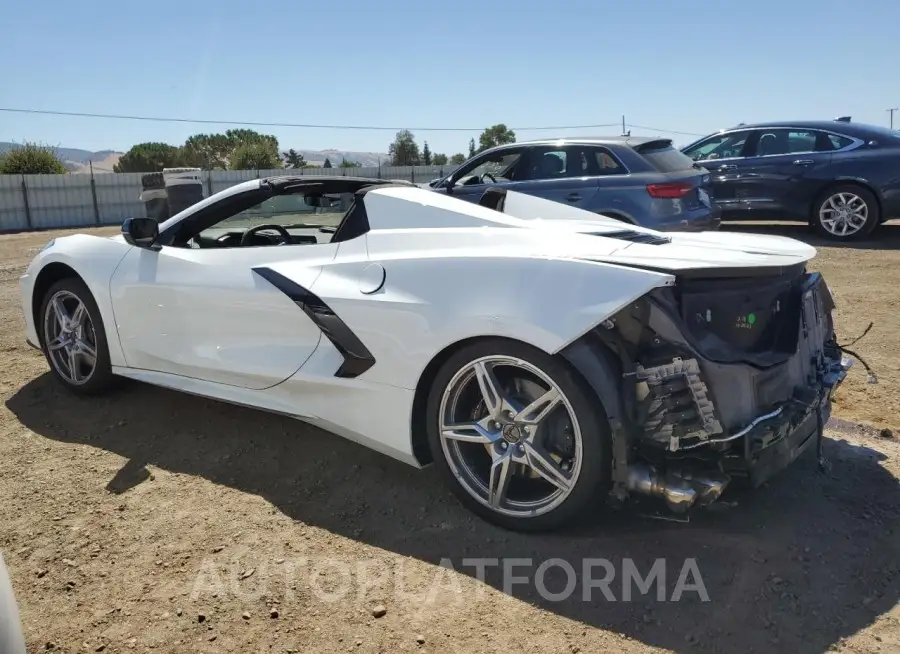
564,264,853,515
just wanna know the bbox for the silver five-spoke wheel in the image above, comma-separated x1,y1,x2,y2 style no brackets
818,191,868,237
438,355,584,518
43,290,98,386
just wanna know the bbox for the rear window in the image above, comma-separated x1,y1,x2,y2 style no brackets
634,142,697,172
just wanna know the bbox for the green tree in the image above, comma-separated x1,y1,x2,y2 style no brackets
388,129,421,166
282,149,307,169
450,153,466,165
114,142,186,172
224,129,278,153
229,142,281,170
432,153,448,166
182,133,231,169
181,129,279,169
339,158,361,168
477,124,516,153
323,157,333,168
0,143,67,174
422,141,432,166
468,138,476,158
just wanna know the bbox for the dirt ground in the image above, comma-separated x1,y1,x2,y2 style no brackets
0,222,898,654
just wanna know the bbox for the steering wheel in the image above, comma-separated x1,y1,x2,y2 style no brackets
240,224,292,246
481,172,497,184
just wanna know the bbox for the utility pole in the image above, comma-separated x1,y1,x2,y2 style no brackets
888,107,898,129
621,115,626,136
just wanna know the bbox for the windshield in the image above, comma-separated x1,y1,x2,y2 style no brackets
636,143,697,172
202,191,354,236
454,151,523,185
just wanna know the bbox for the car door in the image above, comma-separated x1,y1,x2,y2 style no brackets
682,129,755,213
507,145,602,210
109,191,343,391
727,128,835,215
438,146,529,203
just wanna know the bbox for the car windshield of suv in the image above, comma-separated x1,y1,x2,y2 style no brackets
456,151,523,185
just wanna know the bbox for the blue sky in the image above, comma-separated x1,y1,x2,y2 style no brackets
1,0,898,156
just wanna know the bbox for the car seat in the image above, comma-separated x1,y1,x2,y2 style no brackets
477,187,507,212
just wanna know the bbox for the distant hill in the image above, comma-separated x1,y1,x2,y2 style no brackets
0,142,391,173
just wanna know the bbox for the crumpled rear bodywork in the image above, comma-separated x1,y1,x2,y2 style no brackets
561,264,850,512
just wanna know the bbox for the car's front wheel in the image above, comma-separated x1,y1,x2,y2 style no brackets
38,277,116,395
811,184,880,240
425,339,612,532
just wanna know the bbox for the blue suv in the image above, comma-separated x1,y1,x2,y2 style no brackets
429,136,720,231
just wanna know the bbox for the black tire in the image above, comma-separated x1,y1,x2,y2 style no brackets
811,183,880,241
425,338,612,532
38,277,116,395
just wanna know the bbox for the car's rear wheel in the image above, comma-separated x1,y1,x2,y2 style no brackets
425,339,612,532
38,277,116,395
811,184,880,240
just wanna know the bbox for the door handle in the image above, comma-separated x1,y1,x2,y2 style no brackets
793,159,814,166
565,193,581,202
716,164,737,171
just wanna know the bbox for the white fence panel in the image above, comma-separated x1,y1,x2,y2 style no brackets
24,173,96,229
0,176,28,232
95,173,143,225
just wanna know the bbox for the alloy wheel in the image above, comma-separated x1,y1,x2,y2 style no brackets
819,192,869,237
42,290,98,385
438,355,583,517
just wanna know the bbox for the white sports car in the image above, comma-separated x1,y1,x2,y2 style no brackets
19,176,851,531
0,553,26,654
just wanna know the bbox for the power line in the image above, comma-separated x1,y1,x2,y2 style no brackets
625,123,707,137
0,107,622,133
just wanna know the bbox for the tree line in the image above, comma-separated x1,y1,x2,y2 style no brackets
386,123,516,166
112,130,364,172
0,123,517,174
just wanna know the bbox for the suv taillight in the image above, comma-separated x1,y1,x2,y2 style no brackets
646,182,693,199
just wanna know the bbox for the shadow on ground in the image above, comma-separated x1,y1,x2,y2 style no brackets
7,375,900,654
721,219,900,250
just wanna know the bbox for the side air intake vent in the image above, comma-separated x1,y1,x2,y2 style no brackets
591,229,671,245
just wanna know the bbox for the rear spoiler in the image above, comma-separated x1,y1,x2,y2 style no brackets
630,139,674,153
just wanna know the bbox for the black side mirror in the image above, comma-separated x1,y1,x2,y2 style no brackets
122,217,159,249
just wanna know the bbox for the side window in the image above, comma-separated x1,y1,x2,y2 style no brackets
589,147,628,175
517,146,626,181
451,149,525,186
827,133,854,150
683,131,750,162
754,129,819,156
518,148,569,181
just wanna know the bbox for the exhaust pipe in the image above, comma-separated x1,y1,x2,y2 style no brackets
626,463,730,513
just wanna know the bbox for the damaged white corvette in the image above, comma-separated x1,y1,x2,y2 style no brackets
19,176,851,531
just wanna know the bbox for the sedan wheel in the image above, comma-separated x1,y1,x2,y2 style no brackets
427,340,611,532
813,185,879,240
39,278,116,395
